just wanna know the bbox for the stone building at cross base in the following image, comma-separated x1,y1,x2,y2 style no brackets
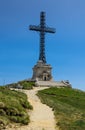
32,61,53,81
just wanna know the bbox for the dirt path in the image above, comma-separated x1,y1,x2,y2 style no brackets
8,87,58,130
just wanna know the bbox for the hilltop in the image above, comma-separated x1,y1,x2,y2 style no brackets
0,81,85,130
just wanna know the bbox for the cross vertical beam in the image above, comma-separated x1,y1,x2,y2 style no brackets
29,12,56,64
39,12,46,63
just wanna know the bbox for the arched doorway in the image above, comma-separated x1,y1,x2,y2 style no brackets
44,76,47,81
43,73,48,81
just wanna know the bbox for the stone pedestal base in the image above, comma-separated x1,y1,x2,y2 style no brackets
32,61,53,81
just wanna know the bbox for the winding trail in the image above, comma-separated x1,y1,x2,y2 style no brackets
8,87,58,130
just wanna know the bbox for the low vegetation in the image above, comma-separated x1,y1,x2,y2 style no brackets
0,86,33,129
6,81,35,90
37,87,85,130
18,81,35,90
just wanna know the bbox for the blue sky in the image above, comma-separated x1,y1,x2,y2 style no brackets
0,0,85,90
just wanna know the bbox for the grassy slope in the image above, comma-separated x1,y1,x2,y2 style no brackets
0,87,33,129
37,87,85,130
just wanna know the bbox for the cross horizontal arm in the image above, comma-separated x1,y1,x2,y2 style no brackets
45,27,56,33
29,25,41,31
29,25,56,33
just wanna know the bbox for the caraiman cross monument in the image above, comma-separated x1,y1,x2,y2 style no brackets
29,12,55,82
29,11,71,87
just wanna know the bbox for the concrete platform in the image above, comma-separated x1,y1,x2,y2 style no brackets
35,80,71,88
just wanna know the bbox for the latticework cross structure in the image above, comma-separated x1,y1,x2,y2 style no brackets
29,12,56,63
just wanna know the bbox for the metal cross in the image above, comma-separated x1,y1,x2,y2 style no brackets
29,11,56,63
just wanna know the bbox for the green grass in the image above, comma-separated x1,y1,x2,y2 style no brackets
37,87,85,130
0,87,33,129
18,81,35,90
6,81,35,90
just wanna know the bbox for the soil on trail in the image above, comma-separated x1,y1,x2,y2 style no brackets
8,87,58,130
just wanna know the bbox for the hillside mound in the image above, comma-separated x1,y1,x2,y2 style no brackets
37,87,85,130
0,87,32,129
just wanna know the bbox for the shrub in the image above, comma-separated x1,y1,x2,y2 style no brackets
18,81,35,90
